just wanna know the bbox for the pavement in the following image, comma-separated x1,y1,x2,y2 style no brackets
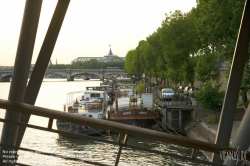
208,121,242,145
208,121,250,165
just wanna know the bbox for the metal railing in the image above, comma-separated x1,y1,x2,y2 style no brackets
0,98,249,165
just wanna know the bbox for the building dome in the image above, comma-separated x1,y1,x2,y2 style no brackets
72,48,125,64
99,48,124,62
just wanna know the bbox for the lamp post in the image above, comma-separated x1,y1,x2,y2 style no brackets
102,67,104,81
149,71,151,93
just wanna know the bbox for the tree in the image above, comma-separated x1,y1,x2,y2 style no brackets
124,49,135,73
195,82,224,118
183,58,196,84
195,49,218,83
137,81,145,94
147,30,166,79
240,64,250,105
138,40,155,76
195,0,245,60
160,10,200,85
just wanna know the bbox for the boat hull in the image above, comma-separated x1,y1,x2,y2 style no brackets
108,109,160,130
56,119,105,135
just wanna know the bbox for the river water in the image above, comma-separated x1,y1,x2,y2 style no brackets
0,79,202,166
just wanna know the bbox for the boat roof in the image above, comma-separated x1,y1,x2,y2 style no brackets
118,83,136,86
113,93,153,110
84,90,106,94
86,86,107,91
116,78,131,81
67,90,106,95
86,102,102,105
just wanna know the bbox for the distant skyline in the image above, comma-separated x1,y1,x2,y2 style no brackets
0,0,196,66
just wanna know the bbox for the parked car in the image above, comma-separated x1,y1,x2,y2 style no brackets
177,85,185,93
161,88,175,101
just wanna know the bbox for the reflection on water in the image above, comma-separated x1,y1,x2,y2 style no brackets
0,79,205,165
54,134,203,166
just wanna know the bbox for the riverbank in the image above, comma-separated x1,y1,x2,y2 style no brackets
185,120,241,145
185,106,246,145
185,119,250,164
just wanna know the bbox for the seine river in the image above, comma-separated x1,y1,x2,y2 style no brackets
0,79,202,166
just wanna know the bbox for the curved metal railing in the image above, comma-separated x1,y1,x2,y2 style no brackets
0,99,249,165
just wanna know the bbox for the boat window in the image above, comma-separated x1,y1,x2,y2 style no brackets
90,93,101,98
163,89,174,93
86,103,102,111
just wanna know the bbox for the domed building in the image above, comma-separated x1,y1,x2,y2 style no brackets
71,48,125,64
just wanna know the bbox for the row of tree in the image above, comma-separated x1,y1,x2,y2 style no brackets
124,0,247,87
48,59,124,70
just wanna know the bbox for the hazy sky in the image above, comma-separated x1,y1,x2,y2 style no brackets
0,0,196,66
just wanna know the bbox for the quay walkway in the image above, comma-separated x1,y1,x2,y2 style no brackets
186,120,250,165
209,121,241,145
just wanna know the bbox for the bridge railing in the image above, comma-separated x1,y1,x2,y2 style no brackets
0,98,249,165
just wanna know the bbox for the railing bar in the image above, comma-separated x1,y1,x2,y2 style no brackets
0,142,221,166
0,118,119,145
124,145,223,166
0,116,221,166
0,101,238,151
0,113,249,162
0,144,110,166
0,100,250,160
123,134,128,144
116,133,121,142
115,133,128,166
0,99,246,156
115,146,122,166
190,148,199,160
14,163,32,166
48,118,53,129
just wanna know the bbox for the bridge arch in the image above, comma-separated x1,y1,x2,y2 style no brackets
1,69,128,81
70,72,99,79
0,75,12,82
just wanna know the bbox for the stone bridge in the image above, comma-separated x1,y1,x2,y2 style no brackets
0,69,128,82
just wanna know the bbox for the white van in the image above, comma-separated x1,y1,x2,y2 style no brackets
161,88,175,101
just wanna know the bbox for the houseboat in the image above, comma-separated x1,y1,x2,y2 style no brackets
107,86,161,130
56,90,109,135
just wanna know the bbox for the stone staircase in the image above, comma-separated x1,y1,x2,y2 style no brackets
234,106,246,121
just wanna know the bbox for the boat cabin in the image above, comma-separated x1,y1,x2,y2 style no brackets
66,90,108,114
86,86,107,91
79,91,108,103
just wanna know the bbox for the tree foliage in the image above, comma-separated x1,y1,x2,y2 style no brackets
195,82,224,112
48,60,124,70
124,49,136,73
159,10,200,84
124,0,247,93
137,81,145,94
239,58,250,104
147,30,165,78
195,49,219,82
